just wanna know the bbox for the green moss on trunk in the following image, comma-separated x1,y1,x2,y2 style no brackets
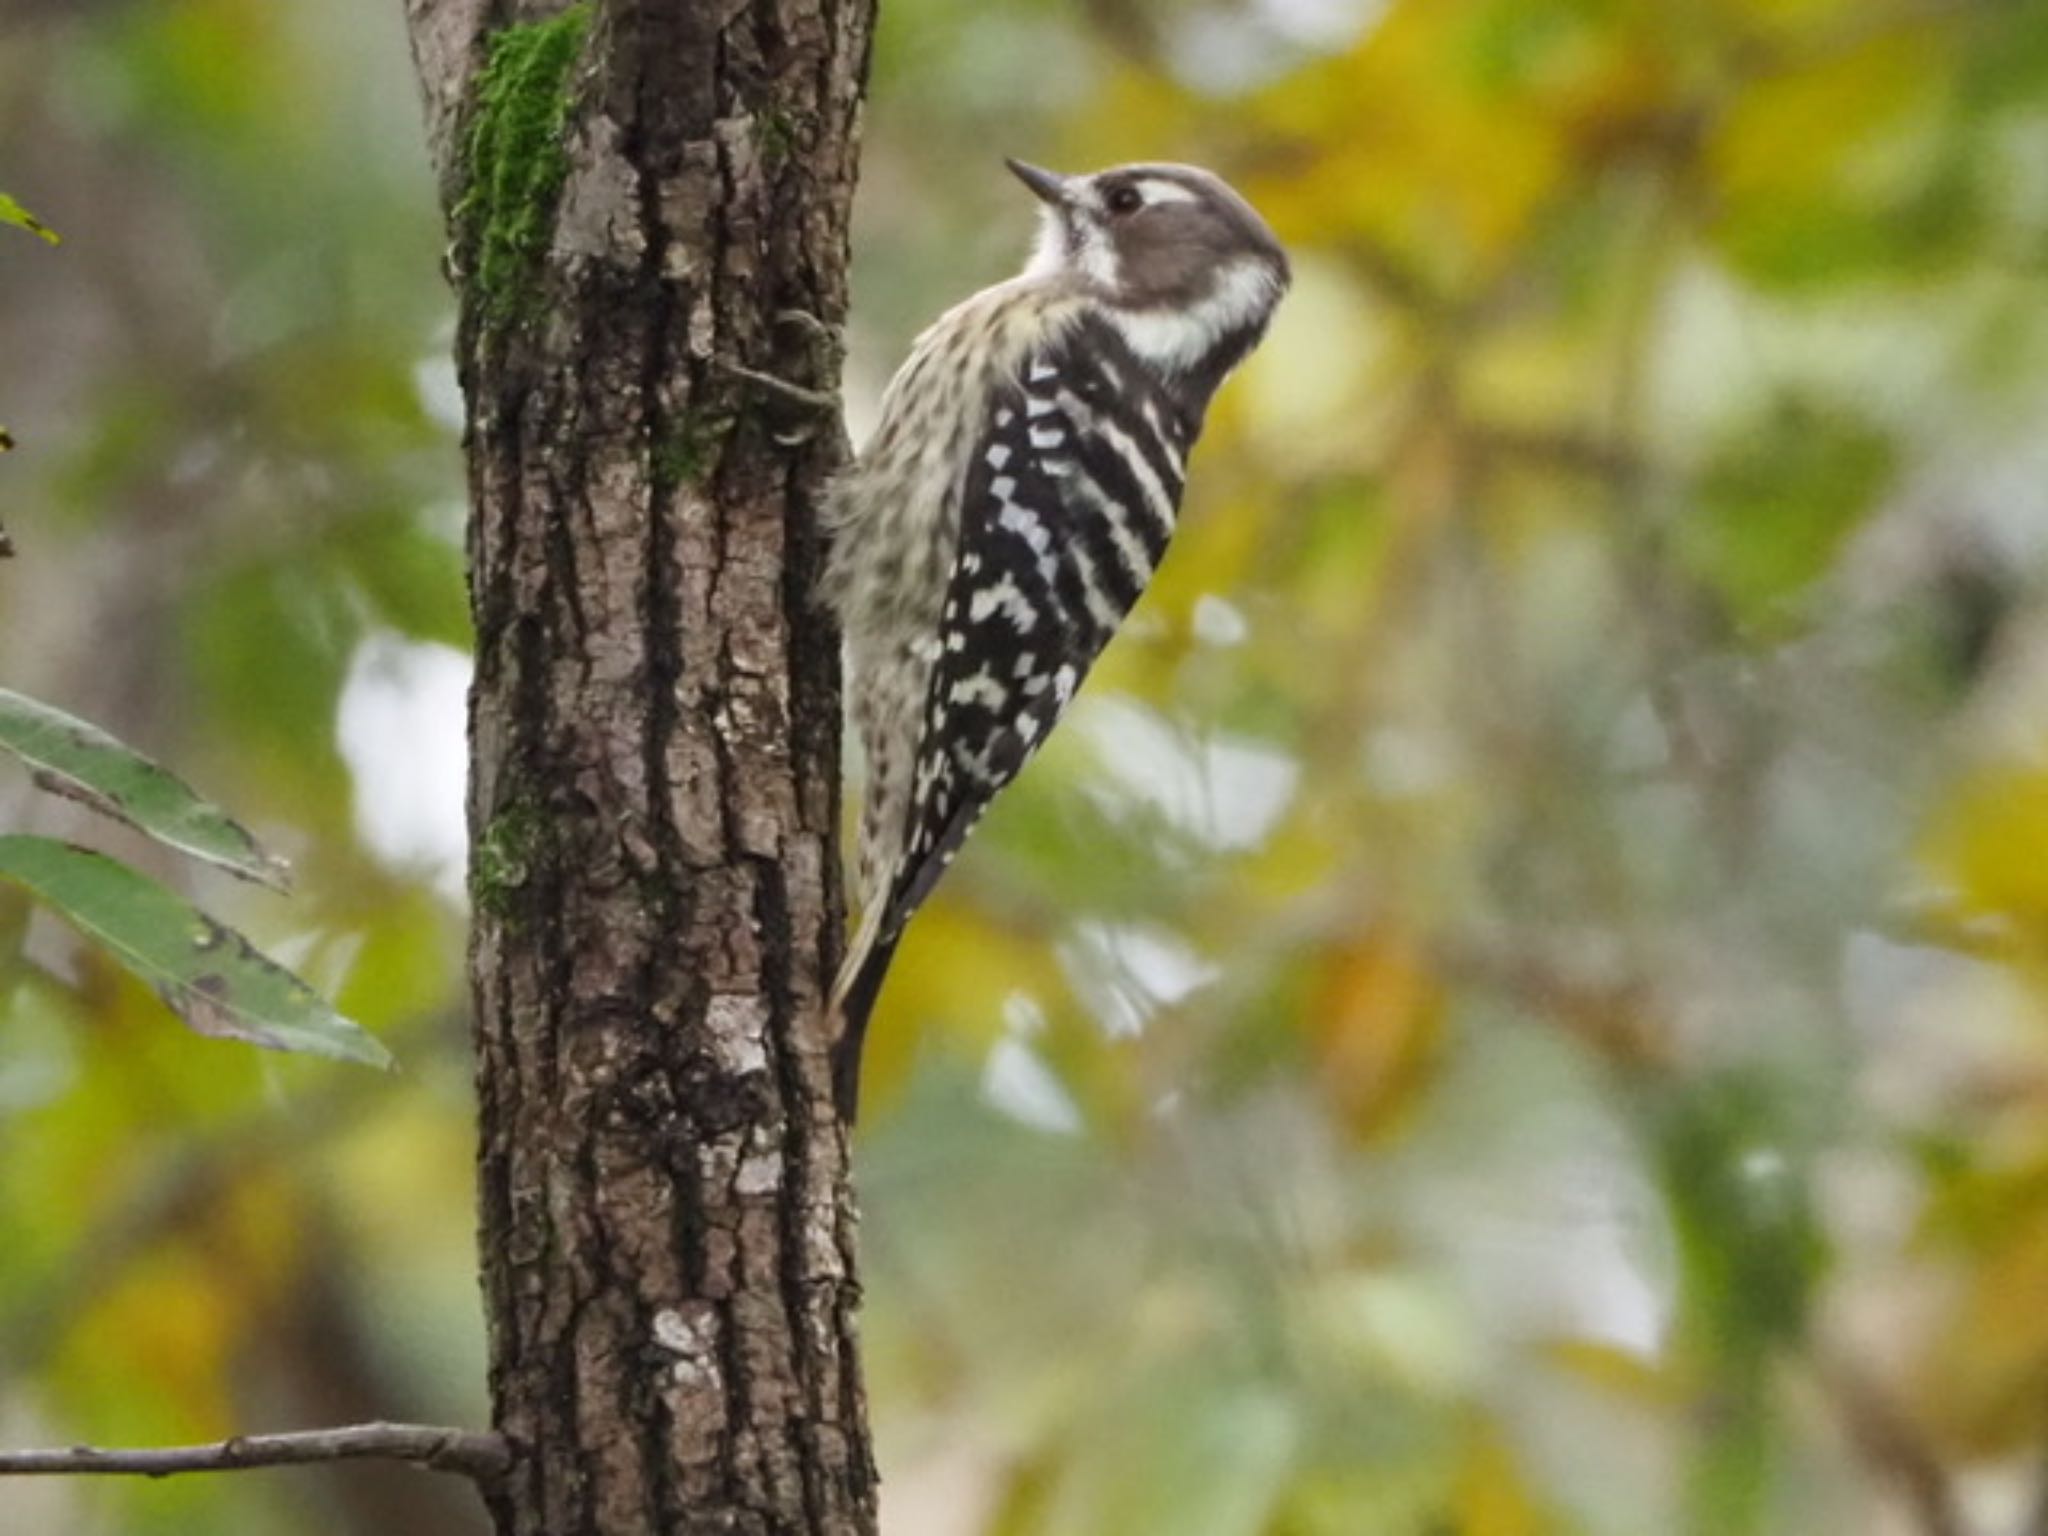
454,5,592,328
470,798,549,918
652,410,736,492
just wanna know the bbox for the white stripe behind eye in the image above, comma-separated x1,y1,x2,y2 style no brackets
1136,179,1199,207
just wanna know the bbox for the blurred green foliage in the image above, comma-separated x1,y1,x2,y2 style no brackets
5,1,2048,1533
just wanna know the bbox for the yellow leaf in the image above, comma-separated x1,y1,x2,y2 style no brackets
1708,25,1939,206
862,898,1060,1114
1922,764,2048,929
1454,1423,1559,1536
1313,924,1445,1138
1541,1336,1680,1405
1921,1214,2048,1451
70,1250,238,1432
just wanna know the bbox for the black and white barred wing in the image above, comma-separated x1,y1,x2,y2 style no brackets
884,319,1194,927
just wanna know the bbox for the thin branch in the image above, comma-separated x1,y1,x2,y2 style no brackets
0,1423,511,1486
1813,1352,1964,1536
1467,422,1652,486
713,358,842,413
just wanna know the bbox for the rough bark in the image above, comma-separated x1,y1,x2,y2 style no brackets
399,3,877,1534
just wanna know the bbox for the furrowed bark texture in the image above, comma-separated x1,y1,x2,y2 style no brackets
401,3,876,1533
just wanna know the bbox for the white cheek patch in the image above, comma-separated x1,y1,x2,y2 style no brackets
1110,258,1282,375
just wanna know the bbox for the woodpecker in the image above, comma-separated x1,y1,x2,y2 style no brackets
823,158,1289,1118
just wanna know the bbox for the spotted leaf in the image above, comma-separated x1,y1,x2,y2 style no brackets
0,835,389,1067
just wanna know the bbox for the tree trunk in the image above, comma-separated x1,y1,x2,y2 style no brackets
399,4,877,1533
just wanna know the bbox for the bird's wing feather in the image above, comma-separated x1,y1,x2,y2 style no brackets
829,318,1193,1119
879,317,1191,943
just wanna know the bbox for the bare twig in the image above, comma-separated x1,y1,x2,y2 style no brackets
1467,423,1651,486
713,358,840,412
1813,1352,1964,1536
0,1423,511,1485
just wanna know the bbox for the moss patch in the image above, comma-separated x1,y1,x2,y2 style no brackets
653,411,736,493
470,798,549,918
754,107,797,169
455,5,592,327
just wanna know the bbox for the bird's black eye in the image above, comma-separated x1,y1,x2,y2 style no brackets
1105,184,1143,216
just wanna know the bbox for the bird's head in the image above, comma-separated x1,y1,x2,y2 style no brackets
1008,158,1290,379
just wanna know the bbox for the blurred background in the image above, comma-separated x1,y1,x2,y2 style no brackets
4,0,2048,1532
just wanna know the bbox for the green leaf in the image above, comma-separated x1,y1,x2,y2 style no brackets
0,836,391,1068
0,688,289,889
0,192,59,245
1680,398,1897,636
1047,1365,1304,1536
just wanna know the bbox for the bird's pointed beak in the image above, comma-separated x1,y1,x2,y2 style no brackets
1005,158,1073,208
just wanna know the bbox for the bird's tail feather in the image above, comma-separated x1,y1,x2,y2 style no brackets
829,922,902,1123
